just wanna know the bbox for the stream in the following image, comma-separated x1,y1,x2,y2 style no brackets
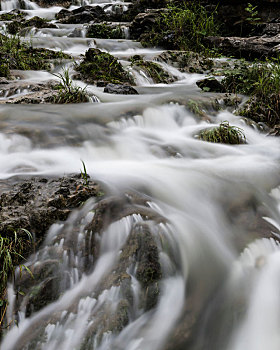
1,1,280,349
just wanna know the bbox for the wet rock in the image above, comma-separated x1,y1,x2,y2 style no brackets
0,80,62,104
205,35,280,59
0,9,26,21
76,48,133,85
156,50,215,74
0,174,100,249
196,77,226,93
56,5,106,24
131,58,176,83
104,83,138,95
7,16,57,35
33,0,71,8
129,8,167,40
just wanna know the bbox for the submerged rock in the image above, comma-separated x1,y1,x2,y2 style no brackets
104,83,138,95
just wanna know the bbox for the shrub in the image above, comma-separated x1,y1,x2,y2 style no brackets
141,1,220,53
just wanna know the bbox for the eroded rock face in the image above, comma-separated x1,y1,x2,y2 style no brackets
0,174,100,246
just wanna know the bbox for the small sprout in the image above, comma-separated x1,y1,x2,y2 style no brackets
198,121,246,144
80,160,89,187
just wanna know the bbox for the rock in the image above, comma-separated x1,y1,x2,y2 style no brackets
7,16,57,34
205,35,280,59
87,22,125,39
131,58,176,83
156,50,215,74
33,0,71,8
196,77,226,93
129,8,167,40
56,5,106,24
0,174,100,248
104,83,138,95
76,48,133,85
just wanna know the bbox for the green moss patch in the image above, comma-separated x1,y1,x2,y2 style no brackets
87,23,124,39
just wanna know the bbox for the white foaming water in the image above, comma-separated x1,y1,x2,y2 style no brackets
1,0,280,349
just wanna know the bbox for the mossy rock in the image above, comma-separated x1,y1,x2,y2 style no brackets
198,121,246,144
131,58,175,84
87,23,124,39
76,48,133,85
7,16,57,35
0,9,25,21
0,34,70,78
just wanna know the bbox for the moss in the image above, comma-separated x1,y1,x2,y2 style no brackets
0,10,25,21
131,58,174,84
87,23,124,39
76,48,133,85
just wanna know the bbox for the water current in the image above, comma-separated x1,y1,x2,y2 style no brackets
1,1,280,349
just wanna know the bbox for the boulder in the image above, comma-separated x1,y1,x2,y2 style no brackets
196,77,226,93
76,48,133,85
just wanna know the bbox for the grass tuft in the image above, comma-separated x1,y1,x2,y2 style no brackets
52,69,89,104
199,121,246,144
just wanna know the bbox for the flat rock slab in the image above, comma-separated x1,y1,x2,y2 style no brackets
205,35,280,59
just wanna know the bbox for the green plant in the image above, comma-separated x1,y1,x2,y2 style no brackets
198,121,246,144
141,1,220,53
0,229,34,331
80,160,89,187
245,3,261,23
52,68,89,104
222,58,280,126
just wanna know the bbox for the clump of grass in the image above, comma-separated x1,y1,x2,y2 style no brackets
140,1,220,53
0,229,34,332
53,69,89,104
80,160,89,187
199,121,246,144
222,58,280,127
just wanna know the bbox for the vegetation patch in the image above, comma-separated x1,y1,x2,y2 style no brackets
198,121,246,144
140,1,220,53
87,23,124,39
0,35,69,78
76,48,133,85
0,230,33,333
52,69,90,104
222,59,280,127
